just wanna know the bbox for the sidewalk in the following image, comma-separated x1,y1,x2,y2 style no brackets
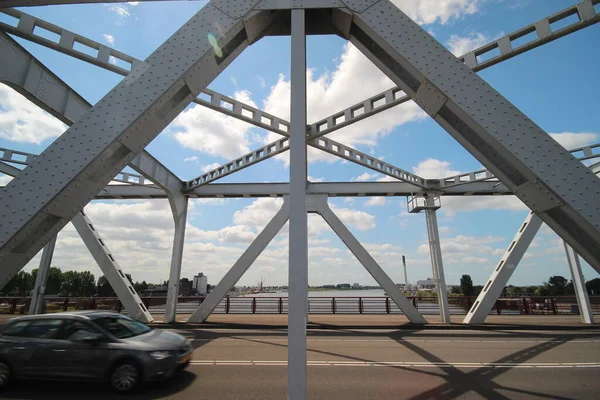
155,313,599,330
0,312,597,329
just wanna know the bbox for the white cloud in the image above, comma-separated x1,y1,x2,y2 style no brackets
263,43,426,164
184,156,199,163
201,162,221,172
128,1,140,5
549,132,598,150
418,234,504,255
365,197,387,207
102,34,115,46
173,90,258,159
413,158,461,179
352,172,379,182
332,205,376,231
308,175,324,182
255,76,266,89
442,196,528,215
233,198,284,229
446,32,495,56
108,56,118,65
391,0,482,25
0,85,67,144
108,4,130,16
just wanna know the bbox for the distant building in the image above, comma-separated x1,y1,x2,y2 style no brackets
417,278,435,290
352,283,361,289
193,273,208,295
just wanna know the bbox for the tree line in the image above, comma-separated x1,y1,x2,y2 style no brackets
0,267,160,297
451,274,600,297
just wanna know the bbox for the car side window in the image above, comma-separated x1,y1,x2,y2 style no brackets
1,321,31,337
22,320,63,339
58,320,103,341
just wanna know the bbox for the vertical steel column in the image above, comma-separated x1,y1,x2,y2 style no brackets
288,8,308,400
463,212,542,324
164,196,189,324
563,241,594,324
424,199,450,323
28,235,57,315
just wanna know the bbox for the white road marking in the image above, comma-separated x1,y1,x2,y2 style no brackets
187,361,600,368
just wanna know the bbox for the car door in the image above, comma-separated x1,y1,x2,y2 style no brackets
16,319,66,378
0,320,38,377
50,319,112,380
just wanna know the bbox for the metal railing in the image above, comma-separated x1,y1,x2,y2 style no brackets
0,296,598,316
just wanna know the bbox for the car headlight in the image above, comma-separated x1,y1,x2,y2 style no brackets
149,351,173,360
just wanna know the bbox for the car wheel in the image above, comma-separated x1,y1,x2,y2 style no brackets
0,361,11,389
110,362,140,393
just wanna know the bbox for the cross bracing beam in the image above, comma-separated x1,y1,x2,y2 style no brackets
71,211,154,323
0,2,260,289
184,133,427,190
349,0,600,272
0,8,287,137
463,211,543,325
185,0,600,191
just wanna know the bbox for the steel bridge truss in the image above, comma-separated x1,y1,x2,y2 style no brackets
0,1,599,398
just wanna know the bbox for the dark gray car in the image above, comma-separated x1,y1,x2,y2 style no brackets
0,311,193,392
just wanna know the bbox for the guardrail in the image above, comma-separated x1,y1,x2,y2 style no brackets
1,295,599,316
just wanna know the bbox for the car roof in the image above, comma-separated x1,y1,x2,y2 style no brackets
4,311,124,323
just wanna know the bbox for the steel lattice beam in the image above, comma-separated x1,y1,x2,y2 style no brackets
0,8,286,136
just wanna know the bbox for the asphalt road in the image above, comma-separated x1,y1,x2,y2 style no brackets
1,328,599,399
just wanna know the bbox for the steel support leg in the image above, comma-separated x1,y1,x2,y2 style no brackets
164,195,188,323
464,212,542,324
288,9,308,400
563,241,595,324
28,235,57,315
313,195,426,324
72,211,153,323
188,204,289,323
424,204,450,323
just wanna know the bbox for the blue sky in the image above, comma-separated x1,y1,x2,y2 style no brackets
1,0,599,288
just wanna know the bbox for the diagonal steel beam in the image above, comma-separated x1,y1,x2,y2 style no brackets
0,2,257,289
0,32,166,189
311,0,600,138
0,8,288,136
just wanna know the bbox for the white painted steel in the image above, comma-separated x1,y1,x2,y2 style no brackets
350,0,600,272
424,200,450,324
563,241,595,324
288,9,308,400
188,203,289,323
313,195,426,324
463,212,543,324
164,196,188,324
28,235,57,315
71,212,153,323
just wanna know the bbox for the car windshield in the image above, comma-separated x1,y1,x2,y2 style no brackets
92,316,151,339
